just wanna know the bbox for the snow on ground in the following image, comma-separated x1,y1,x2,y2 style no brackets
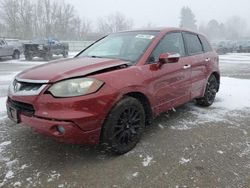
142,155,153,167
170,77,250,130
0,97,7,119
220,53,250,64
0,52,78,65
0,72,19,82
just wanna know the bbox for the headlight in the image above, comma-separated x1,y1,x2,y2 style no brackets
48,78,104,97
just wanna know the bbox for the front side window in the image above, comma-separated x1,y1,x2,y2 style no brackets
148,32,185,63
183,33,203,55
78,31,159,63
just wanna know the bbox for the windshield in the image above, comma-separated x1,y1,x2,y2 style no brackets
77,31,159,62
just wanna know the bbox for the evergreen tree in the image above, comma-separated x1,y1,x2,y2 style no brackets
179,6,197,31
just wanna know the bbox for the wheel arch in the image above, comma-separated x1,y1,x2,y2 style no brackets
211,71,220,91
124,92,153,126
13,49,20,54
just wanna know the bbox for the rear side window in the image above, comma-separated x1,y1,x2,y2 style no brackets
183,33,203,55
199,35,213,52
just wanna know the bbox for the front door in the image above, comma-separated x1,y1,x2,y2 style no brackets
143,32,192,114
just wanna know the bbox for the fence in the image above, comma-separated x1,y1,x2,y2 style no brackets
19,40,94,52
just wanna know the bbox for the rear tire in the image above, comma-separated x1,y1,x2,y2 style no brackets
101,97,145,155
196,75,218,107
25,55,33,61
12,50,20,59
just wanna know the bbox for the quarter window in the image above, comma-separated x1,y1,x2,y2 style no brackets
183,33,203,55
149,32,185,63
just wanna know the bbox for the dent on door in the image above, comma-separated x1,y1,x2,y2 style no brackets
148,57,192,114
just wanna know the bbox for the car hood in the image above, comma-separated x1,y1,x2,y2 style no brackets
17,57,130,83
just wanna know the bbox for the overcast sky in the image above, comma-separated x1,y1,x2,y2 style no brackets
66,0,250,28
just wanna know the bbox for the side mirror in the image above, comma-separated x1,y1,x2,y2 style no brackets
158,53,180,66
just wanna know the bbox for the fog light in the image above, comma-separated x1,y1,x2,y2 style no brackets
57,126,65,134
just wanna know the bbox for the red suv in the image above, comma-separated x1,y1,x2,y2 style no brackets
7,28,220,154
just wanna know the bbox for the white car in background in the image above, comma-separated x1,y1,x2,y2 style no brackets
0,38,23,59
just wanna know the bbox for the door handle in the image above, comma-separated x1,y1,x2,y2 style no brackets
183,65,191,70
205,58,211,62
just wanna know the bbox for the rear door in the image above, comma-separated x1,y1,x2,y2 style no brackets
183,32,207,99
144,32,192,113
4,41,14,56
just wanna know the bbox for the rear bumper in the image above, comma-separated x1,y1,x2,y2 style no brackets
20,114,101,145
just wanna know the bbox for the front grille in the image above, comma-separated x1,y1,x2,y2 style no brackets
13,80,43,93
7,98,35,116
10,79,48,96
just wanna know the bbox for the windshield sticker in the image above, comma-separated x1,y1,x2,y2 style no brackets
135,34,155,40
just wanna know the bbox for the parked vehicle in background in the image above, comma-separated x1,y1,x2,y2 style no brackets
215,40,237,54
23,38,69,61
0,38,22,59
7,28,220,154
237,41,250,53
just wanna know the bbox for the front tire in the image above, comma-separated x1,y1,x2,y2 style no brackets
25,54,33,61
101,97,145,155
44,53,52,61
63,51,68,58
196,75,218,107
12,50,20,59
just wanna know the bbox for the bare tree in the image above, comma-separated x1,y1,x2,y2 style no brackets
18,0,33,38
97,12,133,35
0,0,20,37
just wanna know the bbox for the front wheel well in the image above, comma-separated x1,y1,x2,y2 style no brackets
13,49,20,54
125,92,153,126
211,72,220,91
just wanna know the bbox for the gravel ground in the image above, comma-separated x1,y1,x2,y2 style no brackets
0,53,250,188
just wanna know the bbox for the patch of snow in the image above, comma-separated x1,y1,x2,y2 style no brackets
13,182,21,187
0,97,7,116
132,172,139,177
6,159,18,168
0,141,11,147
214,77,250,110
47,171,61,182
171,77,250,130
220,53,250,64
217,150,224,154
179,157,191,165
5,170,14,179
20,164,29,170
158,124,164,129
0,72,19,82
142,155,153,167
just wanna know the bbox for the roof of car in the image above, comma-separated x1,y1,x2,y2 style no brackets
118,27,206,36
